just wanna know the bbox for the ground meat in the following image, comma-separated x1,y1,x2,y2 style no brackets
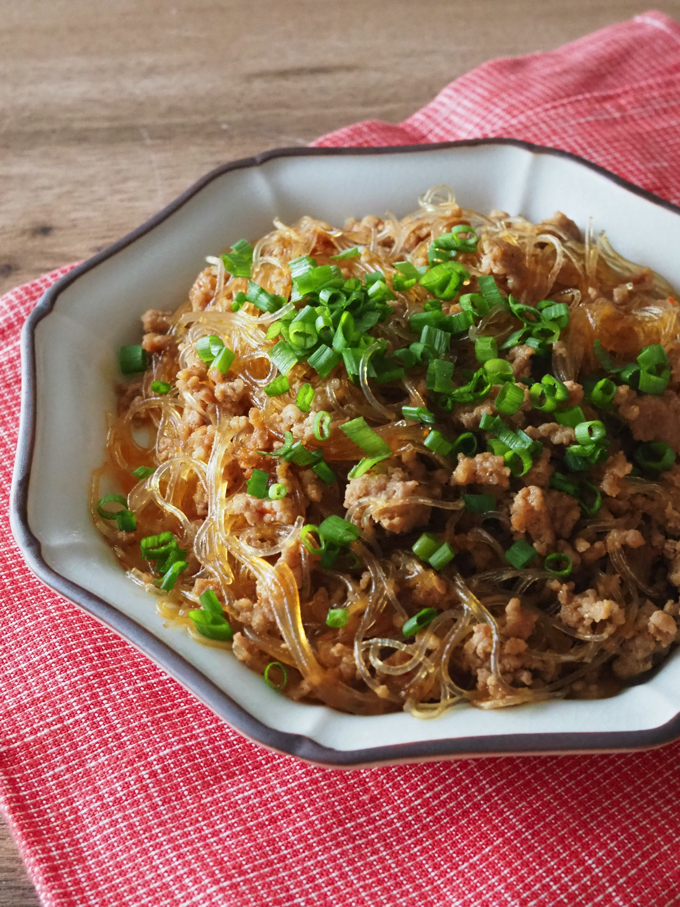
141,332,173,353
510,486,555,554
185,424,215,463
344,463,434,533
189,267,217,311
663,539,680,587
501,597,538,640
538,211,582,242
613,600,679,678
141,309,173,333
211,375,248,415
559,587,626,637
521,447,553,488
478,235,528,294
547,489,581,539
606,528,645,550
573,537,607,563
564,380,584,407
451,453,511,487
454,401,496,431
599,451,633,498
615,385,680,453
524,422,576,446
507,344,535,379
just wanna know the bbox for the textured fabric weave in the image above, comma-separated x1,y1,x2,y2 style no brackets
3,11,680,907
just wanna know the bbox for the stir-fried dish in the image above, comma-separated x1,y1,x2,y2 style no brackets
93,186,680,717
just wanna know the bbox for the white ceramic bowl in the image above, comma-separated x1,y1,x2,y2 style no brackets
11,139,680,767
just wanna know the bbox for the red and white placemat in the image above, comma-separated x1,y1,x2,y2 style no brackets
2,11,680,906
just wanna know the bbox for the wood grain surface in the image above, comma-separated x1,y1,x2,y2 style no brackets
2,1,680,903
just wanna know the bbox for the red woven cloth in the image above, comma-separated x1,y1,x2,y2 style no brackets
3,11,680,906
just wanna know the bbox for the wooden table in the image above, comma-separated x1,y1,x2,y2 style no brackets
2,1,680,902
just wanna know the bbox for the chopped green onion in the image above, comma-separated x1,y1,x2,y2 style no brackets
563,450,591,472
114,510,137,532
574,421,606,445
268,483,287,500
588,377,617,408
140,531,175,556
97,493,128,519
402,406,436,424
577,480,602,518
266,322,282,341
477,275,506,310
189,610,233,642
420,325,450,356
537,302,570,329
504,448,533,477
265,375,290,397
530,320,561,345
495,382,524,416
452,432,478,457
412,533,441,561
131,465,155,479
544,552,572,579
424,430,453,456
442,311,474,335
549,471,579,497
264,662,288,691
285,442,321,467
475,336,498,364
260,431,294,459
289,320,318,351
196,335,221,363
508,297,542,324
555,406,585,428
199,590,223,616
425,359,455,394
159,560,187,592
151,381,171,395
319,515,360,546
462,493,496,513
637,344,669,370
311,460,337,485
296,383,315,413
487,439,509,457
326,608,350,628
232,291,247,312
402,608,438,636
409,310,444,333
347,454,390,478
449,369,492,404
459,293,489,319
329,247,360,260
269,341,300,376
419,261,469,300
634,441,676,472
339,417,391,457
119,344,149,374
313,411,332,441
212,346,235,376
499,327,530,350
307,344,341,378
594,339,619,372
246,280,284,314
301,524,323,555
428,542,456,570
483,358,514,383
638,367,670,395
246,469,269,498
222,239,254,278
505,539,538,568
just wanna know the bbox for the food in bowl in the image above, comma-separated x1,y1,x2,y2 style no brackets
92,185,680,717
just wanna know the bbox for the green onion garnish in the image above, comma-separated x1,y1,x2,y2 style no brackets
452,432,478,457
634,441,676,472
477,275,506,310
246,469,269,498
159,560,187,592
402,406,436,424
301,525,323,555
131,466,155,479
428,542,456,570
196,335,221,363
347,454,390,479
462,494,496,513
221,239,254,278
544,552,573,579
119,344,149,375
246,280,285,314
424,430,454,456
311,460,337,485
326,608,350,628
339,417,391,457
212,346,235,375
505,539,538,568
188,609,233,641
495,382,524,416
638,368,670,395
151,381,171,395
574,421,606,445
554,406,585,428
265,375,290,397
96,494,137,532
308,344,342,378
402,608,438,637
412,533,441,561
296,383,315,412
475,336,498,364
504,448,533,477
483,359,514,384
268,483,287,500
318,515,360,546
264,662,288,691
419,261,469,300
313,411,332,441
588,377,617,408
269,341,300,376
425,359,455,394
329,247,360,260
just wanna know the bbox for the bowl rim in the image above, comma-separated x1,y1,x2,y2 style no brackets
11,136,680,768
